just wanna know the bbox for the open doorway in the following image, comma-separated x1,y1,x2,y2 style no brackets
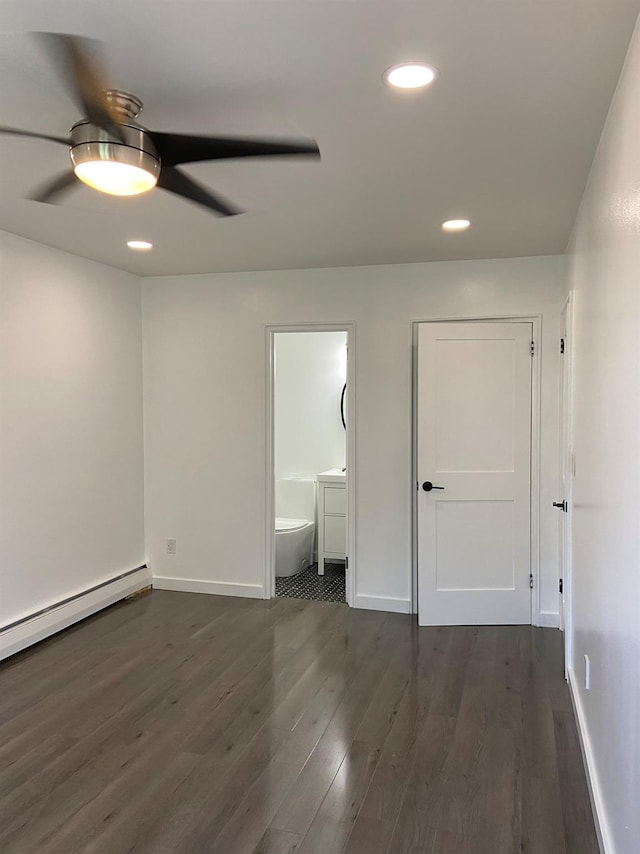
265,325,355,605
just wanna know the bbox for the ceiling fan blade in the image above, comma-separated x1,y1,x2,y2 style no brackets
29,170,79,204
148,131,320,166
157,166,241,216
34,33,124,142
0,126,70,146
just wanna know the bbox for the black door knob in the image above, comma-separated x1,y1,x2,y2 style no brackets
553,501,567,512
422,481,445,492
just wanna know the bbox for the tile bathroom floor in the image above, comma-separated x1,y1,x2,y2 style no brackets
276,562,346,603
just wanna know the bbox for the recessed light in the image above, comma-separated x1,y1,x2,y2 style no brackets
127,240,153,250
442,219,471,232
383,62,438,90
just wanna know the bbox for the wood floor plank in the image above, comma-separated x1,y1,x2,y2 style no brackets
296,740,381,854
133,722,294,854
553,709,601,854
341,744,413,854
269,735,348,837
177,617,398,852
253,828,303,854
384,714,459,853
521,774,566,854
0,591,600,854
340,637,450,854
41,747,198,854
266,627,400,841
130,615,383,852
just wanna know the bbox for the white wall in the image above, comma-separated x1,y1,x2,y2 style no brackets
0,231,145,627
143,255,566,614
275,330,346,484
566,19,640,854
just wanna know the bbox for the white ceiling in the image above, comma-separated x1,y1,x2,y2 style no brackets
1,1,639,276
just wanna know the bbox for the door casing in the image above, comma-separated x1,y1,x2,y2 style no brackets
411,315,542,625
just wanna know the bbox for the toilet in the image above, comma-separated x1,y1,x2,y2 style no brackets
275,477,316,578
275,517,315,577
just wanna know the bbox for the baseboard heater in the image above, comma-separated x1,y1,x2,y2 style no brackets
0,564,151,662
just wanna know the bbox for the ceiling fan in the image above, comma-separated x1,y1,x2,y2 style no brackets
0,33,320,216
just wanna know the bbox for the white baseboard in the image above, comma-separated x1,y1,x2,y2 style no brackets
0,566,151,662
538,610,560,628
354,594,411,614
568,667,609,854
152,576,265,599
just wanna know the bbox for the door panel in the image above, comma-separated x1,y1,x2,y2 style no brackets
435,500,515,590
435,338,516,472
417,322,532,626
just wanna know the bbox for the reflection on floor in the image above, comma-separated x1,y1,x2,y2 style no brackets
276,562,346,603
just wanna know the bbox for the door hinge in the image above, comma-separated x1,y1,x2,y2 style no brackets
559,578,563,594
530,341,535,356
529,574,534,590
345,556,349,570
560,337,565,354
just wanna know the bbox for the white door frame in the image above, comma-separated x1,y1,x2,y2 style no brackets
411,314,542,625
559,293,574,676
265,322,356,606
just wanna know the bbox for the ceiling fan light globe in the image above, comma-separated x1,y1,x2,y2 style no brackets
73,159,158,196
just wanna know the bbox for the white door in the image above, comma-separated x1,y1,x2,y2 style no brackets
417,321,532,626
558,296,573,670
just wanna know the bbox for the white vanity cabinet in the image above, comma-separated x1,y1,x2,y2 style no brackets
316,469,346,575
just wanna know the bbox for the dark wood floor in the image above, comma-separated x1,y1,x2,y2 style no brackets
0,591,598,854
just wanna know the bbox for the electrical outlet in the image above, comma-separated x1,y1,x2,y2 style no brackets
584,654,591,690
167,538,177,555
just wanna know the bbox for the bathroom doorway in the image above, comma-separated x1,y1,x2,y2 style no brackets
265,325,355,606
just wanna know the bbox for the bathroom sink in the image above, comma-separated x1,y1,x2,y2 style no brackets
317,468,346,483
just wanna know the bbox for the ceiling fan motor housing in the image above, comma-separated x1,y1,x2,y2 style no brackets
70,121,159,167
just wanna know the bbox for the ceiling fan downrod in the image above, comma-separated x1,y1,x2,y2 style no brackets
104,89,144,121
